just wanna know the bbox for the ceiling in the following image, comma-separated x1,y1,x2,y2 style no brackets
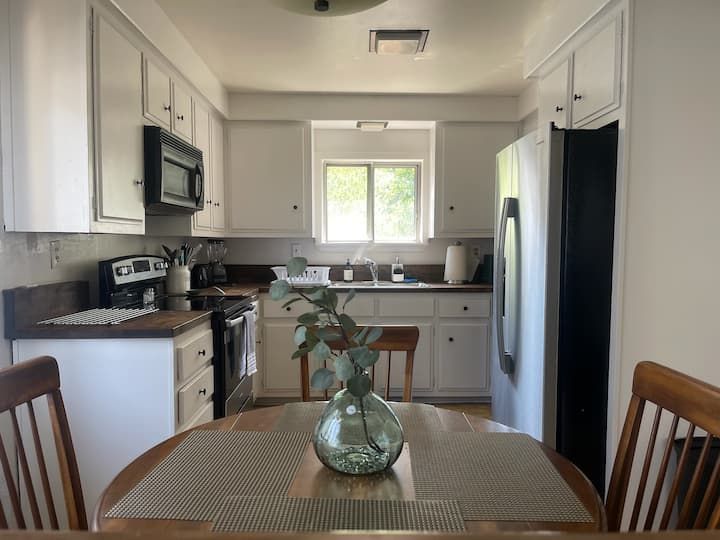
156,0,551,96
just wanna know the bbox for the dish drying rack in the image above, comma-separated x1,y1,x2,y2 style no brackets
271,266,330,287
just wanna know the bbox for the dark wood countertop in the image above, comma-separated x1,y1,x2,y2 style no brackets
242,282,492,294
10,311,212,340
188,285,260,297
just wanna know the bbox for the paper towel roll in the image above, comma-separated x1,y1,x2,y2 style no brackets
444,243,467,283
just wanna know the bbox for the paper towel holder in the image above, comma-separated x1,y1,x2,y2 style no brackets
444,241,467,284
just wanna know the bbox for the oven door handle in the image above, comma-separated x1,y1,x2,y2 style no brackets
226,315,245,328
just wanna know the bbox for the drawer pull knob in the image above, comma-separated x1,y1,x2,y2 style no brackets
573,93,583,101
286,306,292,311
449,337,454,342
449,205,455,211
163,104,171,111
555,105,564,112
198,388,207,396
198,349,206,356
463,306,468,311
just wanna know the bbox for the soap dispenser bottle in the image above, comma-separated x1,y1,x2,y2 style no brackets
343,258,354,282
391,256,404,282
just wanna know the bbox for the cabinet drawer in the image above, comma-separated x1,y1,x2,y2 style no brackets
262,297,314,318
176,328,213,382
177,365,214,425
377,294,434,317
178,401,214,433
438,295,491,318
338,293,374,317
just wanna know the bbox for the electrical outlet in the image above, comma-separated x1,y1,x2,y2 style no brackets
291,243,302,258
471,245,480,259
50,240,61,269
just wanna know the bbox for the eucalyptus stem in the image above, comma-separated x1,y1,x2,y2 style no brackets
292,285,384,455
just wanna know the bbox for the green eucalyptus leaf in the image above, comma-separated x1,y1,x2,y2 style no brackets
313,340,331,361
347,373,371,398
365,326,383,345
353,326,370,343
269,280,290,300
287,257,308,278
338,313,357,334
316,327,342,342
325,290,338,310
308,289,326,302
305,331,319,348
297,312,319,325
348,346,368,362
293,326,307,346
334,354,354,381
356,349,380,368
291,346,312,359
343,289,356,309
282,297,303,309
311,368,335,390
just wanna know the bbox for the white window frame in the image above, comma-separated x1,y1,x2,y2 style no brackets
322,160,422,245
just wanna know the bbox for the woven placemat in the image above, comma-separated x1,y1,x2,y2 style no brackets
105,430,310,521
273,402,443,435
410,432,593,523
212,496,465,533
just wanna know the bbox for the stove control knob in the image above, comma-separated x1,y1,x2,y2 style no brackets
116,266,132,276
154,262,165,270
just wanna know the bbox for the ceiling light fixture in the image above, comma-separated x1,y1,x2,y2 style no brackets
369,29,429,55
356,121,388,132
269,0,387,17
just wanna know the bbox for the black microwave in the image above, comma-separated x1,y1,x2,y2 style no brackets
144,126,204,215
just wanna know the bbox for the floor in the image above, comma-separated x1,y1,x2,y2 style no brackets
435,403,492,419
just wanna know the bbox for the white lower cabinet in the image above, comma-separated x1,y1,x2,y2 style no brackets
437,322,490,393
258,292,491,401
11,321,214,525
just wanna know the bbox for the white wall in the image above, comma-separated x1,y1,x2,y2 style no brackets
229,93,519,122
617,0,720,432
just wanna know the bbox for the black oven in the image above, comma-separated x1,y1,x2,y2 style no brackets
213,297,258,417
144,126,204,215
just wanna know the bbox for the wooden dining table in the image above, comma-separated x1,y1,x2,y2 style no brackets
93,404,606,534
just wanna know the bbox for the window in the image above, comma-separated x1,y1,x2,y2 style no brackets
324,162,420,243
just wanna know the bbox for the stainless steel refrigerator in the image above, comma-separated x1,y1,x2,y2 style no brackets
491,124,618,495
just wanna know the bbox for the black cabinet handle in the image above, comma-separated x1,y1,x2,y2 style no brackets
206,199,212,204
198,349,206,356
198,388,207,396
573,94,583,101
292,204,298,210
163,104,171,111
448,337,454,342
555,105,564,112
449,205,455,211
286,306,292,311
463,306,468,311
215,202,220,207
134,179,144,186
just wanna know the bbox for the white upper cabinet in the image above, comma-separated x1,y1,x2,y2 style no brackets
143,57,172,130
93,12,145,229
171,82,193,142
538,59,570,138
434,123,517,238
192,102,213,231
227,121,311,236
210,116,226,231
571,16,622,126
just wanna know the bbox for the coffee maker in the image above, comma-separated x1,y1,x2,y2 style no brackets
207,239,227,285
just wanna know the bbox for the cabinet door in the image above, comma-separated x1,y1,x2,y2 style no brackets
538,59,569,138
437,322,490,394
143,57,172,129
172,83,193,142
93,14,145,224
372,322,433,396
227,122,310,235
435,123,517,237
571,16,621,126
192,102,213,231
210,116,226,231
262,322,301,393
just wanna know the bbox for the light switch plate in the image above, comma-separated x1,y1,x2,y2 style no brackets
50,240,61,269
291,243,302,258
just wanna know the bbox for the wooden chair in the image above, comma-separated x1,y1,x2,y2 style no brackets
606,361,720,531
300,325,420,403
0,356,87,530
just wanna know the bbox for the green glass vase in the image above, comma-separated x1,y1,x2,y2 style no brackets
312,389,404,475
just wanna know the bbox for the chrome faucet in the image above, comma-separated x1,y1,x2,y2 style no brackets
363,257,379,283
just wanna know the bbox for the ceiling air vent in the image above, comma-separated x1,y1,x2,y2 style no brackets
369,29,429,55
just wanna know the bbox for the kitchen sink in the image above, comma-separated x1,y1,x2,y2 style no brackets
330,281,430,288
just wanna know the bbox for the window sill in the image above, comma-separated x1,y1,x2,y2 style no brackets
313,240,430,253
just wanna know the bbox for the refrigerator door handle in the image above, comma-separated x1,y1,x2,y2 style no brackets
495,196,518,375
